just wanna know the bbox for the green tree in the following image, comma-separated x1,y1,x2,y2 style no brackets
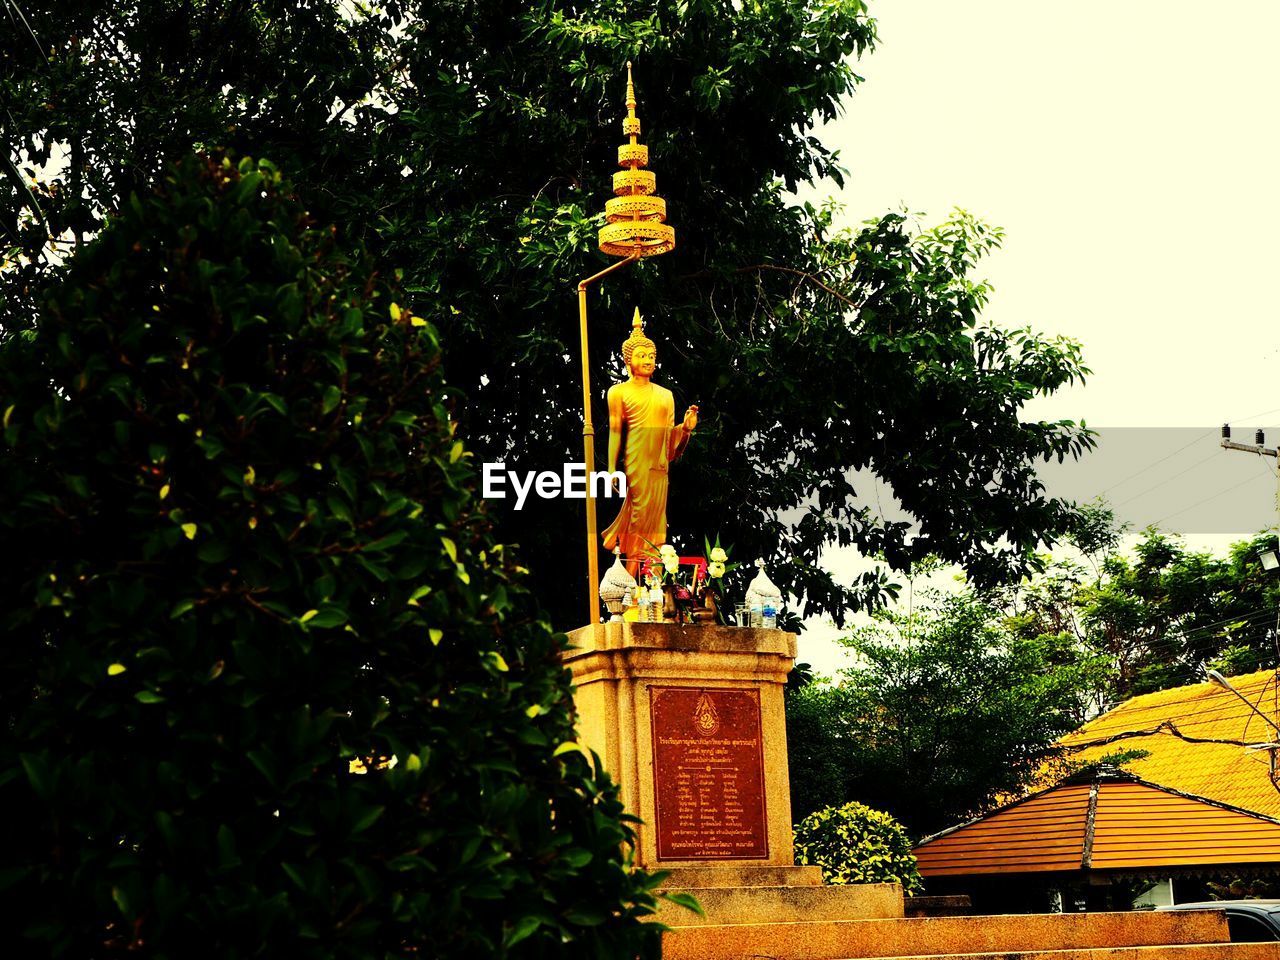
788,591,1109,836
785,680,861,821
981,502,1280,702
0,155,662,958
4,0,1094,627
1078,528,1280,698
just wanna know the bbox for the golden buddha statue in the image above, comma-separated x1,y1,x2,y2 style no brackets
602,309,699,568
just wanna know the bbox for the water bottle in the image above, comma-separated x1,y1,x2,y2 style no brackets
749,600,763,629
762,602,777,630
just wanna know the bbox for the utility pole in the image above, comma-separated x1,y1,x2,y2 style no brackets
1221,424,1279,460
1220,423,1280,794
1220,423,1280,520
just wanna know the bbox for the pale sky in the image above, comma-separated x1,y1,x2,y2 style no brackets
801,0,1280,427
794,0,1280,675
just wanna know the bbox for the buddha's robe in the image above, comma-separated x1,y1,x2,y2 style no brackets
602,379,690,561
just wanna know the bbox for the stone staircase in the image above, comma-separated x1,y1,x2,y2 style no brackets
656,871,1280,960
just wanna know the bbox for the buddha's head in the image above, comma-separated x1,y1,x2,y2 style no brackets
621,307,657,378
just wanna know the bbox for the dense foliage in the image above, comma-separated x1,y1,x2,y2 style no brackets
991,505,1280,701
0,155,662,958
787,591,1109,836
787,516,1280,838
1077,529,1280,697
793,801,923,893
4,0,1094,627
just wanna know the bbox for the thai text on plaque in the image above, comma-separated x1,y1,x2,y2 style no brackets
650,686,768,860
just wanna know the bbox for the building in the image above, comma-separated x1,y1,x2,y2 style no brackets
913,668,1280,913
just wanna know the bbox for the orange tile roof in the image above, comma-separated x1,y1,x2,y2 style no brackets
1092,780,1280,869
914,783,1091,876
914,772,1280,877
1059,668,1280,820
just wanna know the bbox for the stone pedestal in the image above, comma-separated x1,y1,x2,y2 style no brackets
564,621,797,870
563,620,904,951
562,622,1260,960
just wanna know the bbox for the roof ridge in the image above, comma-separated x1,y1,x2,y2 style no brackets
1114,772,1280,826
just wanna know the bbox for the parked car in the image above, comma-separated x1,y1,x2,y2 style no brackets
1158,901,1280,942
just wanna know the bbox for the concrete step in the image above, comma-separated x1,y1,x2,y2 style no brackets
905,894,972,918
657,882,901,926
660,864,824,888
661,910,1233,960
877,947,1280,960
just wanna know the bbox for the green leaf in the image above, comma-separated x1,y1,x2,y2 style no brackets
562,906,605,926
247,749,277,787
305,606,347,629
659,891,705,917
321,384,341,414
326,494,353,524
281,862,307,892
351,805,384,834
365,530,408,552
19,753,50,798
112,885,131,918
505,916,541,947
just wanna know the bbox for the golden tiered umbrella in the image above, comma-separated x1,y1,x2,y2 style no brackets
577,62,676,624
597,63,676,258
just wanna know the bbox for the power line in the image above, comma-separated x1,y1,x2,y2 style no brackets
1091,407,1280,503
1065,720,1261,751
1233,405,1280,424
1082,607,1278,647
1099,431,1215,498
1158,608,1280,645
1113,448,1222,508
1178,607,1278,635
1152,463,1274,527
1083,685,1278,729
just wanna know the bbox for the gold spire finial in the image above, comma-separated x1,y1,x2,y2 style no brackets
598,63,676,259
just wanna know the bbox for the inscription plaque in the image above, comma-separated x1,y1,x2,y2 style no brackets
650,686,768,861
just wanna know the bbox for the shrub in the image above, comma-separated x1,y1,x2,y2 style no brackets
794,801,924,894
0,154,662,958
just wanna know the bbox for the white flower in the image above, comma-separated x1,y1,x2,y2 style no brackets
709,561,726,578
710,547,728,563
658,543,677,559
663,558,679,575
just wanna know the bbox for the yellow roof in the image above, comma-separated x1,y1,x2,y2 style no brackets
1059,668,1280,820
